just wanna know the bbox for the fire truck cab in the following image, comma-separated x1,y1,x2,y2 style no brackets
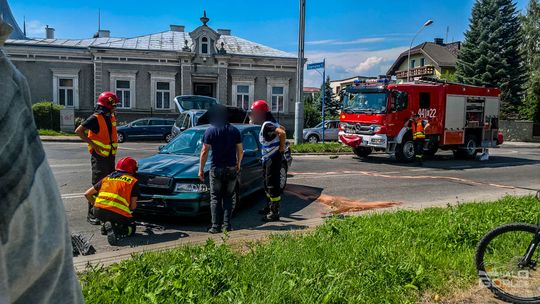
338,77,502,162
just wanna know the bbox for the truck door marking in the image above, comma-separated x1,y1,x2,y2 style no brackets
418,108,437,118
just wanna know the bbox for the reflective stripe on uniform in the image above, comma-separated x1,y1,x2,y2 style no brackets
266,193,281,202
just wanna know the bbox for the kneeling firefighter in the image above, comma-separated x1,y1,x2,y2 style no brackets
84,157,139,245
250,100,287,222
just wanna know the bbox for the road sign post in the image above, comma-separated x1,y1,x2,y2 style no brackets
307,59,326,143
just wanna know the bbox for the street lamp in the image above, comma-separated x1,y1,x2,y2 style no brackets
407,19,433,82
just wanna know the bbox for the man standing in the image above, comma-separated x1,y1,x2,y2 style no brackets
249,100,287,222
408,113,430,164
84,157,139,245
0,17,83,303
199,105,243,233
75,92,119,225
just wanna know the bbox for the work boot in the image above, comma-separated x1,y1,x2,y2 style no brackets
100,224,107,236
208,227,221,234
104,222,118,246
262,200,280,222
87,214,101,225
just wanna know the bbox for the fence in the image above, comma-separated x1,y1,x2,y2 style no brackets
499,120,540,142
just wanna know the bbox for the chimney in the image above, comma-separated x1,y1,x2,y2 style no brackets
97,30,110,38
217,29,231,35
434,38,444,45
45,25,55,39
170,25,185,32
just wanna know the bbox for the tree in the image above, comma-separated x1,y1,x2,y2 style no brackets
303,92,321,128
317,75,340,119
456,0,526,119
521,0,540,122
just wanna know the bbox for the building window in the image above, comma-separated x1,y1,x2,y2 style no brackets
201,37,209,54
420,58,425,66
115,80,131,108
58,78,75,107
271,86,285,112
156,82,171,109
52,69,79,109
236,85,250,110
410,59,416,68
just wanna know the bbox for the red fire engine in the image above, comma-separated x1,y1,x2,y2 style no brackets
338,77,503,162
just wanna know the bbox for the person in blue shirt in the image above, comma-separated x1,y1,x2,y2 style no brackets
199,105,243,233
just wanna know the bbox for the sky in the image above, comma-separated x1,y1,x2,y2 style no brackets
9,0,529,87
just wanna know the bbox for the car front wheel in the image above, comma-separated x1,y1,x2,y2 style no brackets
307,134,319,143
165,133,174,143
117,132,126,143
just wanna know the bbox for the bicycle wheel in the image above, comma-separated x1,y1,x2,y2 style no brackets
476,223,540,303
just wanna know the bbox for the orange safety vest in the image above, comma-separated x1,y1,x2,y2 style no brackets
87,113,118,157
412,119,426,140
94,173,138,218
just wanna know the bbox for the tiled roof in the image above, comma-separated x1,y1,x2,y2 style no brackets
387,41,460,75
6,30,295,58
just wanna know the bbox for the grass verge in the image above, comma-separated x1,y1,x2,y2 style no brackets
290,142,352,153
79,196,540,303
38,129,77,136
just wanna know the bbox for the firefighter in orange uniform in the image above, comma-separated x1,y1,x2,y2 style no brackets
76,92,119,225
84,157,139,246
408,114,430,164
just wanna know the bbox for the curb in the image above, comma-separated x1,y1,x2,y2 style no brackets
40,136,81,142
501,143,540,149
73,217,324,272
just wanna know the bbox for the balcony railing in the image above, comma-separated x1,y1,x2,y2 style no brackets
395,66,435,79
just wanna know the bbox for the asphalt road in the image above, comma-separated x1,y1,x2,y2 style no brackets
44,141,540,253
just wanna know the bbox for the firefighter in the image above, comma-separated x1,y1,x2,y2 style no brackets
408,114,430,164
84,157,139,246
249,100,287,221
75,92,119,225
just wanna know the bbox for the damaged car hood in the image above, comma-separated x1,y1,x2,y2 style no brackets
138,154,210,179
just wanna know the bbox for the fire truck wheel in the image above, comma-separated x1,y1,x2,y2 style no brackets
454,135,478,160
395,138,415,162
353,147,372,158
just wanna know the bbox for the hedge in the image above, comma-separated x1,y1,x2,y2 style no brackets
32,102,62,131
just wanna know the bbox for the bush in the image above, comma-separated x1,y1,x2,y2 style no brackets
32,102,62,131
290,142,352,153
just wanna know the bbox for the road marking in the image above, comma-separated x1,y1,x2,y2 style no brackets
49,163,89,168
61,193,85,199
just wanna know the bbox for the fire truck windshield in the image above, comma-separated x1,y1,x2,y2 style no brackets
342,92,388,114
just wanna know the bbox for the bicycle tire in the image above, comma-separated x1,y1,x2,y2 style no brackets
476,223,540,304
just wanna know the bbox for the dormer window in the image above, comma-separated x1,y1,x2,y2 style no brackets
201,37,209,54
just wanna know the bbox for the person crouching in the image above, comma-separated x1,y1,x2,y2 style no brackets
84,157,139,245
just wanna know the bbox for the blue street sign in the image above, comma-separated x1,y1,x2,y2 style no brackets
307,61,325,70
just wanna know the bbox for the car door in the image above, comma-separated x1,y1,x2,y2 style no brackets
325,121,339,140
129,119,149,138
149,119,169,139
239,129,263,195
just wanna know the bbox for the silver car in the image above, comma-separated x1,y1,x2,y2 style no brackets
303,120,340,143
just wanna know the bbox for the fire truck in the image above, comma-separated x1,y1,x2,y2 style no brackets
338,77,503,162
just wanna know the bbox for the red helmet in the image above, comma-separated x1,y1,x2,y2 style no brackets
251,100,269,113
116,157,138,174
97,91,119,109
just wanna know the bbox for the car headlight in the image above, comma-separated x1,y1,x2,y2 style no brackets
174,183,208,193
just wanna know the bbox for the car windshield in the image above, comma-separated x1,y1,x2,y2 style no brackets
159,129,205,155
342,92,388,114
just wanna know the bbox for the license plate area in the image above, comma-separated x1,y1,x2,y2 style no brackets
138,199,167,208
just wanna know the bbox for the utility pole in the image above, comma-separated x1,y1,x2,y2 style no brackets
321,58,326,143
294,0,306,144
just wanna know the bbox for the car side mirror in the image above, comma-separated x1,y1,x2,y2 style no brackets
180,127,186,132
158,145,165,151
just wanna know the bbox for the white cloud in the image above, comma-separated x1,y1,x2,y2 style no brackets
306,39,338,45
303,46,408,86
352,56,383,73
26,20,46,37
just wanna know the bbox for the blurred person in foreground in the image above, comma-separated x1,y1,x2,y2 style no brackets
0,18,83,303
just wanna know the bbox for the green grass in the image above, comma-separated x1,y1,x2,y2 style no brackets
38,129,77,136
79,196,540,303
290,142,352,153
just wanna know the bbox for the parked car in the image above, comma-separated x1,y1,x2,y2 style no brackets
302,120,340,143
117,118,175,143
170,95,219,139
135,123,293,217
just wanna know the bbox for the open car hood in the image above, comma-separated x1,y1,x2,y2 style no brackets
196,106,249,125
173,95,218,112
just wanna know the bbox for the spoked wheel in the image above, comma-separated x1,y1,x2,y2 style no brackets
476,223,540,303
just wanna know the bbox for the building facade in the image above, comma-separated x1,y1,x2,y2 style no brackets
386,38,461,83
2,9,298,128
